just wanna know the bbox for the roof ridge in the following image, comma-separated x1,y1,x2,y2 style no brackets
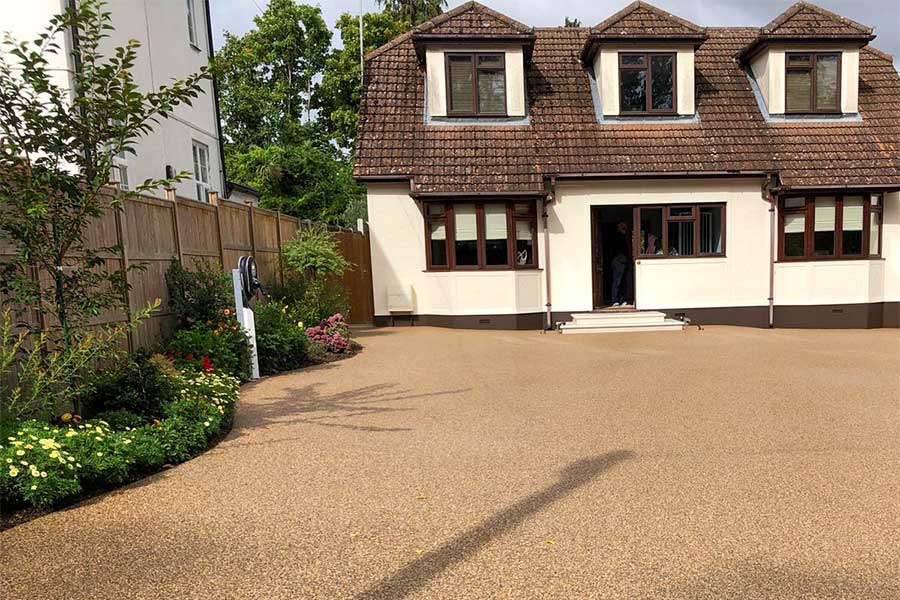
414,1,532,35
762,1,872,36
364,30,414,62
593,1,705,35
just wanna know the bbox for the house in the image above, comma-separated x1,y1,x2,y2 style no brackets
2,0,226,204
355,1,900,330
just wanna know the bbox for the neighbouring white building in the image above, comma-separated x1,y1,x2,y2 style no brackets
2,0,226,203
355,1,900,331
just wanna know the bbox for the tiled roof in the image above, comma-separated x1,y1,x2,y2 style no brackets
591,1,706,40
760,1,872,39
416,1,531,36
355,12,900,193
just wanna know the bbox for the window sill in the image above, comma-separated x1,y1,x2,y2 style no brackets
426,114,530,126
776,257,884,263
189,42,202,53
423,268,542,273
636,255,727,262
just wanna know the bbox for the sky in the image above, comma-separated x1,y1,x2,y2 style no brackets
210,0,900,69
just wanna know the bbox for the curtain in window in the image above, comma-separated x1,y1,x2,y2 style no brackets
448,56,474,112
699,207,722,253
815,55,839,110
786,71,811,111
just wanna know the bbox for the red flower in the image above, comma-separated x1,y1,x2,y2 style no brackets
185,353,194,362
201,355,214,373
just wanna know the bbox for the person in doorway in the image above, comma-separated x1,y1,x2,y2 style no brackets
610,221,632,307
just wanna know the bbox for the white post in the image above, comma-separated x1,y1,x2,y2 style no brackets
233,269,260,380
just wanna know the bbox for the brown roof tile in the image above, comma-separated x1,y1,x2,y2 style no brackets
591,1,705,40
416,1,532,36
356,12,900,193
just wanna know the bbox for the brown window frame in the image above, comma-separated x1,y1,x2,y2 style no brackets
785,52,842,114
444,52,508,117
635,203,726,258
618,52,677,115
777,193,883,261
424,201,539,271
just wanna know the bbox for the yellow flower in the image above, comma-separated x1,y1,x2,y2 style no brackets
50,451,60,459
30,485,37,490
96,452,103,457
24,444,33,450
8,467,18,477
65,430,77,438
61,413,73,423
4,458,11,463
15,450,24,456
223,308,231,316
40,471,47,478
206,320,213,326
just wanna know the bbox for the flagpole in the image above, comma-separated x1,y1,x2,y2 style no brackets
359,0,364,87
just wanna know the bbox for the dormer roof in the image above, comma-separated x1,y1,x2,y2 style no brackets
410,1,535,62
739,2,875,60
581,1,707,63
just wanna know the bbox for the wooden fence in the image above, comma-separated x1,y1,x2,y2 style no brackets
0,188,374,350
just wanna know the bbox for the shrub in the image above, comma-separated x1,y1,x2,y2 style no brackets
1,421,81,507
306,313,353,354
254,301,310,375
166,311,251,381
178,370,240,424
165,261,233,328
82,352,181,419
92,409,147,431
282,224,351,277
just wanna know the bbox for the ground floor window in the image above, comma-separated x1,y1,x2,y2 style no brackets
637,203,725,258
779,193,883,260
425,201,538,270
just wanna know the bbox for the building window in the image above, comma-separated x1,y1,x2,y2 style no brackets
192,141,211,202
637,204,724,258
424,201,538,270
779,193,883,260
619,53,676,114
445,53,506,116
785,52,840,113
186,0,198,46
111,151,130,191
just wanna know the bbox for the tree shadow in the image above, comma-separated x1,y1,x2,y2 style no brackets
226,382,471,441
354,450,635,600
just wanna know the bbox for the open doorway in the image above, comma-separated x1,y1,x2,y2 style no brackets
591,206,635,309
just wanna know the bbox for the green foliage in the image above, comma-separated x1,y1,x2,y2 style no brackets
254,301,311,375
270,274,349,329
165,261,233,329
216,0,331,148
376,0,446,25
564,17,582,27
0,305,155,423
92,409,146,431
81,352,181,419
0,0,207,346
226,141,363,223
1,369,239,508
166,316,251,382
315,11,411,149
283,224,351,276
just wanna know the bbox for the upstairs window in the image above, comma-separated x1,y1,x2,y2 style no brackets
192,141,211,202
186,0,198,47
619,53,676,114
446,53,506,116
785,53,840,113
779,193,882,260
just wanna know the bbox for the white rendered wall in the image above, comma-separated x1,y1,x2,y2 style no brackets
2,0,224,200
750,44,860,115
550,179,771,313
595,43,696,116
425,46,526,117
0,1,72,94
367,184,545,317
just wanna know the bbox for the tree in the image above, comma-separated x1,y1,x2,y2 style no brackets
376,0,446,26
216,0,331,148
564,17,582,27
0,0,206,347
315,11,410,150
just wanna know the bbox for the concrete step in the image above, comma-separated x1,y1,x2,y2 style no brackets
570,310,667,326
559,318,684,335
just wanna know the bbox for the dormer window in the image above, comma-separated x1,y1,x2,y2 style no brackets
785,52,840,113
446,53,507,116
619,53,676,114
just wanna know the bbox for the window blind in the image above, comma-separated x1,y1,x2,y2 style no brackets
448,56,474,112
516,220,532,240
430,222,446,241
843,197,864,230
484,205,507,239
814,197,836,231
786,71,811,111
784,213,805,233
815,55,839,109
454,204,477,241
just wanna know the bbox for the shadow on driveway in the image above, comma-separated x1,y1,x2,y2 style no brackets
355,450,635,600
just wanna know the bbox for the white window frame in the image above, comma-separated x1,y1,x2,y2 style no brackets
186,0,198,47
111,151,130,191
192,141,211,202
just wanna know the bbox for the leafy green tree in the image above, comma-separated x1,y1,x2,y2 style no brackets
564,17,582,27
316,11,410,150
377,0,446,25
0,0,206,347
216,0,331,148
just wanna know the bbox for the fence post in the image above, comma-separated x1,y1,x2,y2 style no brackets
248,204,257,259
113,201,135,352
275,210,284,287
169,190,183,264
210,193,226,269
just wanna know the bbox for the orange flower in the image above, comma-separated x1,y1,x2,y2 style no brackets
60,413,73,423
223,308,232,316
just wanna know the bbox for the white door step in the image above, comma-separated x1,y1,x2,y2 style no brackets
570,310,667,325
560,317,684,334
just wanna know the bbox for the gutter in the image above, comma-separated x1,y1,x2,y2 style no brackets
203,0,228,197
542,178,555,331
553,170,770,180
762,173,779,329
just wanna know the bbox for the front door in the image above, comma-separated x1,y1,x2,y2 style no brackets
591,206,636,309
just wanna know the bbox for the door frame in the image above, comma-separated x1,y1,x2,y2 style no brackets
591,205,639,309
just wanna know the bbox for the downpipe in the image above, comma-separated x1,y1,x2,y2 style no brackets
542,180,555,331
763,173,779,328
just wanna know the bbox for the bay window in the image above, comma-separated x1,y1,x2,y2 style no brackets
637,203,725,258
425,201,538,270
779,193,883,260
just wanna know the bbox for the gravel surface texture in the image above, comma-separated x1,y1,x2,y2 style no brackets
2,326,899,599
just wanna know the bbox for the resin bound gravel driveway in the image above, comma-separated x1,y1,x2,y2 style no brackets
2,326,899,599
